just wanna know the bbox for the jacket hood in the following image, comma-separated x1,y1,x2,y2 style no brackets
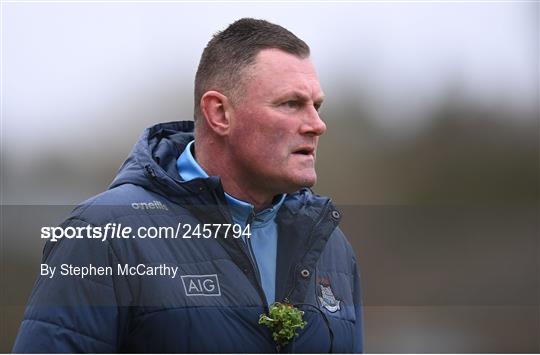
110,121,218,199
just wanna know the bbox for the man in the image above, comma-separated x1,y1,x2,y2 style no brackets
13,18,363,353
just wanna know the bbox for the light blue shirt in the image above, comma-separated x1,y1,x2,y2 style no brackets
177,141,285,305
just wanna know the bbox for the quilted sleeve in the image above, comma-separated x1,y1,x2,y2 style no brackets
12,217,128,353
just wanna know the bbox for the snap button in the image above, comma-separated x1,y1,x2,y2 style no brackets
300,269,310,278
331,210,340,219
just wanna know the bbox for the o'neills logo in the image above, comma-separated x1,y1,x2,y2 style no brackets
131,201,169,211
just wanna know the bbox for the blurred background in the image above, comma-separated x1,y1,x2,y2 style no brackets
1,1,538,352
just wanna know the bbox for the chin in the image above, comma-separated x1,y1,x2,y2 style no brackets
289,174,317,190
270,170,317,193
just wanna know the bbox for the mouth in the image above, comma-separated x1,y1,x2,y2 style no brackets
292,147,315,157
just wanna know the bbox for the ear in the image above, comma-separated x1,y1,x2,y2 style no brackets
200,91,232,136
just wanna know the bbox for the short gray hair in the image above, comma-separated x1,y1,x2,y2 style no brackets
193,18,310,121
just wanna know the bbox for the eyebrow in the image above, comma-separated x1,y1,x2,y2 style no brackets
278,90,325,105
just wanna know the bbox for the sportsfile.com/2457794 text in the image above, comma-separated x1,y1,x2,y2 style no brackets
40,223,251,242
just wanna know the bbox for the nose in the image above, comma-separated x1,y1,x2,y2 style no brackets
302,106,327,136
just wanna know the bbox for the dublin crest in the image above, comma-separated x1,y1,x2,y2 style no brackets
317,278,341,313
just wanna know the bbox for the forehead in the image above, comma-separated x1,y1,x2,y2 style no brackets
246,49,324,99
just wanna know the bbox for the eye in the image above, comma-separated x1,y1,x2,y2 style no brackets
314,103,322,112
282,100,301,110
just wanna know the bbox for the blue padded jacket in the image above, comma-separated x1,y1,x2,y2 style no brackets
13,121,363,353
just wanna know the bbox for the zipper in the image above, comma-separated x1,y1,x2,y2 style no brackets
209,189,269,310
244,211,269,308
245,212,261,276
244,211,277,352
207,189,274,351
238,238,269,309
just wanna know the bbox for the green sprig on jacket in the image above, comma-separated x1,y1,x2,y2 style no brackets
259,302,307,347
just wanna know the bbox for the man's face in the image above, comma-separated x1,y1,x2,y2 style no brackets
227,49,327,196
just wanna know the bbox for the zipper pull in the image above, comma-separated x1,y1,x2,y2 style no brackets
144,165,157,178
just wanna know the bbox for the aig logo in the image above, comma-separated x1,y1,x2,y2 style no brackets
181,274,221,296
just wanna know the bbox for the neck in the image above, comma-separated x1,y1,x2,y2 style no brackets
194,138,276,211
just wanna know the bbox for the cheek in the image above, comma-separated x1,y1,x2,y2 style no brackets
233,114,292,161
250,135,287,165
